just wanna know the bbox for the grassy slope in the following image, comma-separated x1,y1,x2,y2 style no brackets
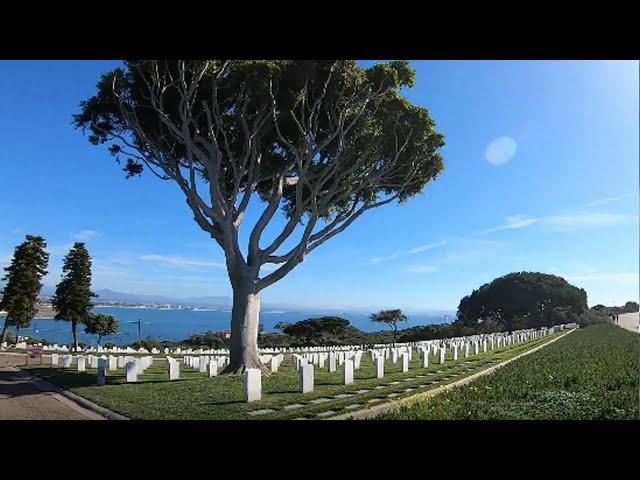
24,334,559,420
381,324,639,420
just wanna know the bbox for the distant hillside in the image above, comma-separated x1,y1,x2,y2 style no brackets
39,287,232,308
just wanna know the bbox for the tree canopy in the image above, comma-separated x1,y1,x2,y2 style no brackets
280,316,351,346
0,235,49,343
370,309,407,346
84,313,118,345
456,272,588,332
52,243,96,350
74,60,444,289
74,60,445,372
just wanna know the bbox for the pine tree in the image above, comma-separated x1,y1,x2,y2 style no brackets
52,243,96,351
0,235,49,343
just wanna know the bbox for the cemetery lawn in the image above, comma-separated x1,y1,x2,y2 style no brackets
24,333,562,420
380,324,639,420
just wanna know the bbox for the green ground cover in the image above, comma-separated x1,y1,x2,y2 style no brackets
24,332,560,420
381,324,639,420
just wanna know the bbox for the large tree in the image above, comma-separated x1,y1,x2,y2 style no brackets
370,309,407,347
74,60,445,373
281,316,351,345
0,236,49,343
84,313,118,345
456,272,588,332
52,243,96,351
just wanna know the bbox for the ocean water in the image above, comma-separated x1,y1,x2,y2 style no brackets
2,307,448,346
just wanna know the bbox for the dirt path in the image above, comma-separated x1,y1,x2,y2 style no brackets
615,312,639,334
0,353,103,420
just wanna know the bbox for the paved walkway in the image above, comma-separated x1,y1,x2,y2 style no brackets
0,353,102,420
615,312,639,334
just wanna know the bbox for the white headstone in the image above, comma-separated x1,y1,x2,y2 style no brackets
401,353,409,372
439,347,445,364
208,359,218,377
77,356,86,372
375,356,385,379
169,360,180,380
199,357,208,373
421,349,429,368
108,356,117,371
126,361,137,382
118,356,125,368
270,356,279,373
244,368,261,402
342,359,354,385
97,358,107,385
51,353,59,366
328,353,336,373
62,355,72,368
299,363,314,393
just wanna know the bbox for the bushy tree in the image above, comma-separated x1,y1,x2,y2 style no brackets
74,60,445,373
0,235,49,343
52,243,96,351
84,313,118,345
456,272,588,332
370,309,407,347
281,316,351,346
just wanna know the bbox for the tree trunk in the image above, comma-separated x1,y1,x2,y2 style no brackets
72,321,78,352
392,324,397,348
1,319,9,344
223,279,269,375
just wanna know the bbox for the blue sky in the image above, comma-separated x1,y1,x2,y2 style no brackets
0,60,637,312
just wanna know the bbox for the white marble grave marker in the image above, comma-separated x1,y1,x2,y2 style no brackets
244,368,261,402
299,363,314,393
97,358,107,385
375,356,385,379
343,359,354,385
401,353,409,372
208,359,218,377
77,356,86,372
421,349,429,368
169,360,180,380
126,361,137,382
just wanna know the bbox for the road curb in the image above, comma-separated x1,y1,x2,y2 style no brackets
328,329,576,420
17,368,130,420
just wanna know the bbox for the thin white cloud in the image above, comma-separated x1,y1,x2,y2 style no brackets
408,240,447,254
140,254,225,269
72,229,101,241
545,212,632,229
369,240,447,265
485,136,517,166
582,193,636,209
368,251,403,265
481,215,542,234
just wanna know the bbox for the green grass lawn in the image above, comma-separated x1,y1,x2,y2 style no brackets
24,333,561,420
380,324,639,420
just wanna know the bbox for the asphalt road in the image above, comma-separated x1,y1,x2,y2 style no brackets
0,353,98,420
